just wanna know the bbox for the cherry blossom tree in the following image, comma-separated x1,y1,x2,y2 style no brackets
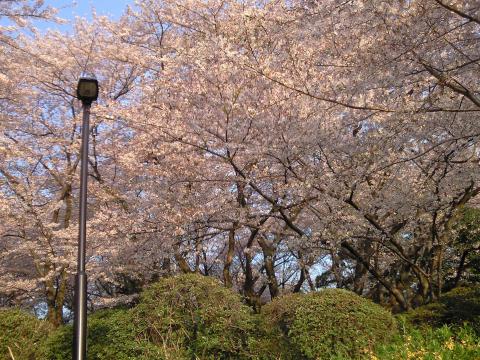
0,14,144,324
1,0,479,319
113,0,480,310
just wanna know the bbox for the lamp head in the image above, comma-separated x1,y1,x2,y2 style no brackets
77,76,99,104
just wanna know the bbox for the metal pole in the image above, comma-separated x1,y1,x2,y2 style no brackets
73,102,91,360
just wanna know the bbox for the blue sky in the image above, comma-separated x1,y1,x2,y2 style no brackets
4,1,135,33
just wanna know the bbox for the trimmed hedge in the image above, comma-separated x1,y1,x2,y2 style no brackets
133,273,257,359
0,308,52,360
261,289,397,359
1,281,403,360
39,308,162,360
255,293,304,359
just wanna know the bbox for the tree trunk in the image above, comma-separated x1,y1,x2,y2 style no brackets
45,268,67,328
452,250,469,289
173,245,193,273
342,241,410,310
223,224,237,288
258,236,279,298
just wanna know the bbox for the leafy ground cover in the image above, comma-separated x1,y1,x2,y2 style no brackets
373,320,480,360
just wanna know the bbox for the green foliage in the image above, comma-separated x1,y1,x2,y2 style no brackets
39,308,162,360
13,279,480,360
133,273,257,359
404,286,480,333
261,289,397,360
256,293,304,359
0,308,52,360
375,317,480,360
402,302,447,327
454,207,480,244
447,207,480,285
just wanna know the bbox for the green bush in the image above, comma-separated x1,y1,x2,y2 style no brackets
0,308,52,360
261,289,397,359
404,286,480,333
375,317,480,360
133,273,257,359
257,293,304,359
39,308,162,360
403,302,447,328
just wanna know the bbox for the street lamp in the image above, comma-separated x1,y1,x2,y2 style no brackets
77,77,99,104
73,76,98,360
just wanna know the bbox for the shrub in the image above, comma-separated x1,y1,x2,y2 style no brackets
132,273,257,359
257,293,305,359
261,289,397,359
0,308,52,360
39,308,162,360
405,286,480,333
375,317,480,360
403,302,447,328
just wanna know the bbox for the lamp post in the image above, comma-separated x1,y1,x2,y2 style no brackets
73,76,98,360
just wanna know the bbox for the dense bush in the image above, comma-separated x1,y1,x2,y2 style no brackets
39,308,162,360
405,286,480,332
132,273,257,359
261,289,397,359
375,318,480,360
0,308,52,360
11,280,480,359
256,293,304,359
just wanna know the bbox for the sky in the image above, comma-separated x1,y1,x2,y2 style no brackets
24,0,134,33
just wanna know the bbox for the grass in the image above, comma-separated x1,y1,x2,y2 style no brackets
373,316,480,360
